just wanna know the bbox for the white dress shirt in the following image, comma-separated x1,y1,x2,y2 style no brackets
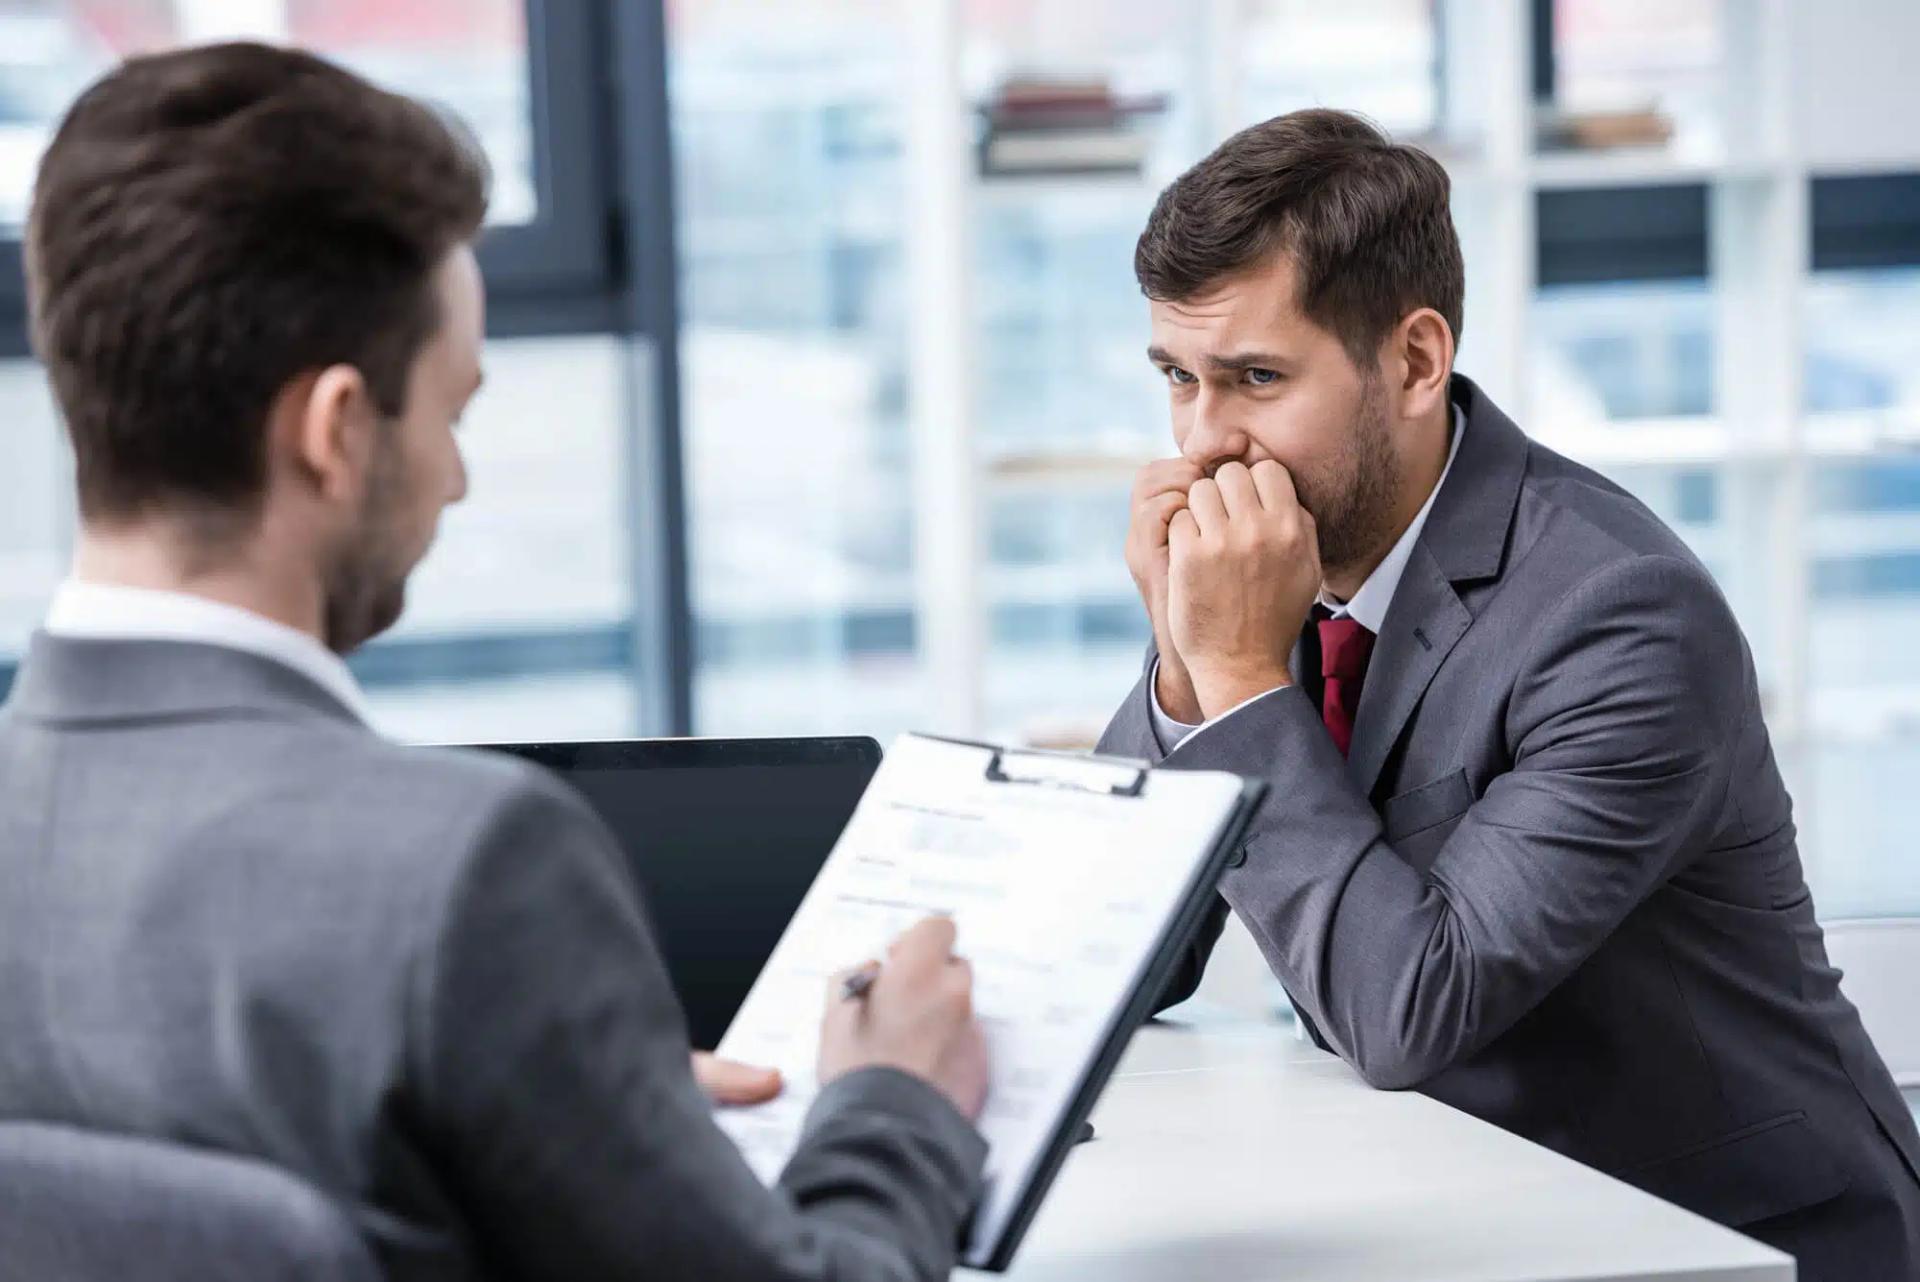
1150,401,1467,752
42,579,370,723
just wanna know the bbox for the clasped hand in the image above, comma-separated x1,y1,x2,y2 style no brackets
1124,459,1322,721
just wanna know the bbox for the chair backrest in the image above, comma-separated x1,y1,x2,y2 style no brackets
1823,917,1920,1088
0,1121,380,1282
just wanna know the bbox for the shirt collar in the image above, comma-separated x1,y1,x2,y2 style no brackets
42,579,370,724
1320,401,1467,633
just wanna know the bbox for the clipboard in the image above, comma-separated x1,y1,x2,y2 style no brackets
954,738,1264,1271
712,732,1266,1273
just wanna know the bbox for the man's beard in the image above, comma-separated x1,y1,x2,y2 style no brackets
1292,373,1402,579
321,434,413,655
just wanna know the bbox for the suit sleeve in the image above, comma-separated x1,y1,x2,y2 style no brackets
407,771,987,1281
1160,555,1747,1089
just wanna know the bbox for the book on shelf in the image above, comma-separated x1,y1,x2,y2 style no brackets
977,72,1166,180
1535,104,1675,152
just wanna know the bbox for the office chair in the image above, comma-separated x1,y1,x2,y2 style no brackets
0,1120,380,1282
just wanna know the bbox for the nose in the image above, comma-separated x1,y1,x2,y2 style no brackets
1180,392,1251,475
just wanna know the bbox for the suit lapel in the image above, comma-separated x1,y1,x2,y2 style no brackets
1346,545,1471,797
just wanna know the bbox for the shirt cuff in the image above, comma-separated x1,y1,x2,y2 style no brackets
1147,657,1202,754
1150,658,1293,753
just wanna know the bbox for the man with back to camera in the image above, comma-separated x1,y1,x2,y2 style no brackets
0,42,992,1280
1098,107,1920,1279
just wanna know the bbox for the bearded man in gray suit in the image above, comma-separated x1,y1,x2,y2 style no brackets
0,42,987,1281
1100,108,1920,1281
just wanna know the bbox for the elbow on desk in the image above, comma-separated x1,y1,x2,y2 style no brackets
1336,1012,1473,1091
1350,1049,1445,1092
1337,911,1493,1091
1344,1036,1443,1090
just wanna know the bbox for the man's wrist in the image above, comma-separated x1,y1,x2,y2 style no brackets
1153,646,1204,724
1189,662,1294,722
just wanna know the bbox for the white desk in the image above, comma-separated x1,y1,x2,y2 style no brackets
977,1005,1794,1281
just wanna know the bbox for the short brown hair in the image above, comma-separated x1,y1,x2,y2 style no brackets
26,41,489,521
1135,108,1463,367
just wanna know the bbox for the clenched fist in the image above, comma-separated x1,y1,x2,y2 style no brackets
1167,460,1321,719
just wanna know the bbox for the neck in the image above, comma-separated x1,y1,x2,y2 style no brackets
72,516,326,643
1322,398,1453,601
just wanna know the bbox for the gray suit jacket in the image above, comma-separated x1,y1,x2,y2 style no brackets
1101,375,1920,1279
0,635,986,1281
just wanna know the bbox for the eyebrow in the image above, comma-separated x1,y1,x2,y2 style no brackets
1146,346,1288,373
1204,351,1288,373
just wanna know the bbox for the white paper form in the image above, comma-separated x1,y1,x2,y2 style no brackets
713,733,1250,1266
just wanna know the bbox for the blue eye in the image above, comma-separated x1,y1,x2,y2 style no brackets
1162,365,1197,386
1244,368,1280,386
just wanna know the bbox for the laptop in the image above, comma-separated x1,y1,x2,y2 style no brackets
473,736,882,1049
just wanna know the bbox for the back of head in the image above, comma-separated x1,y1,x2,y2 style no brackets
25,41,490,528
1134,107,1464,368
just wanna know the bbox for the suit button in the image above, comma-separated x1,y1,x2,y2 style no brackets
1227,843,1249,869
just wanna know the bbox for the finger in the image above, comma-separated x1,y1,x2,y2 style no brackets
1135,491,1189,548
1135,457,1204,503
691,1052,784,1107
1213,462,1260,520
1168,508,1199,556
943,957,976,1015
889,915,958,976
1185,478,1227,538
1249,459,1300,513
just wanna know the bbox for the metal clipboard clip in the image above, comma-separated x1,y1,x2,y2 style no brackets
982,746,1149,798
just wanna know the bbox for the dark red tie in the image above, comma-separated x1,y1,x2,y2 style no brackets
1317,614,1376,757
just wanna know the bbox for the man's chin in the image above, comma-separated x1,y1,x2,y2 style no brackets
325,583,409,656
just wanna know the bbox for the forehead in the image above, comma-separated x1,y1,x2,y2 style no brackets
1148,251,1312,346
421,246,484,376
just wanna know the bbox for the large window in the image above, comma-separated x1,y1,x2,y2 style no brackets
667,0,923,737
0,1,675,743
0,0,536,231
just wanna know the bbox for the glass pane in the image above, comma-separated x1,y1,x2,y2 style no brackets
0,361,68,659
1801,455,1920,916
0,0,534,231
1799,267,1920,916
360,334,634,743
668,0,924,738
963,4,1204,745
1530,279,1715,426
1805,267,1920,419
0,334,637,746
1240,0,1439,137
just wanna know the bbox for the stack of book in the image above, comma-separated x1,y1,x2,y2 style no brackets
977,75,1167,179
1535,104,1675,152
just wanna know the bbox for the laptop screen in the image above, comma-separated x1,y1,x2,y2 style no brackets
475,736,881,1049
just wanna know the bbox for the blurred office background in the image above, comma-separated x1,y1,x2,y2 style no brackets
0,0,1918,954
